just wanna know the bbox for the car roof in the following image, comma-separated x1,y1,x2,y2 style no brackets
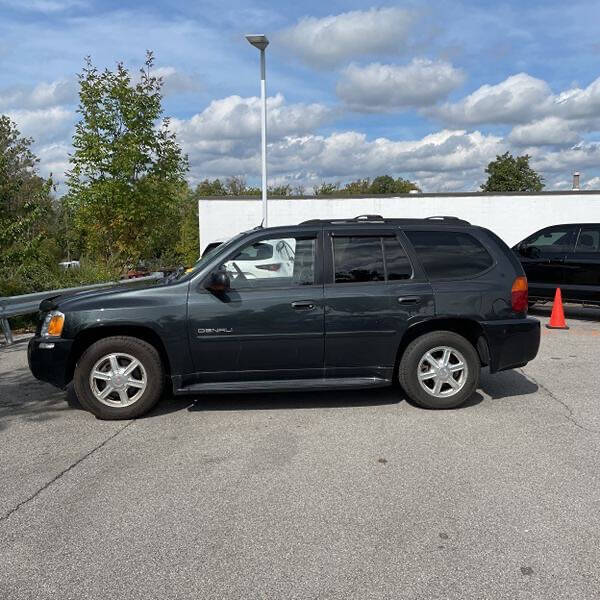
245,215,473,236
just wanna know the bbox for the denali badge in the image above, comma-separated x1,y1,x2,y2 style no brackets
197,328,233,335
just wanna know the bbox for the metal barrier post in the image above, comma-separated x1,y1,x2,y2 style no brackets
1,317,13,345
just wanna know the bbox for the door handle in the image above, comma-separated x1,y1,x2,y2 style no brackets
397,296,422,305
291,300,316,310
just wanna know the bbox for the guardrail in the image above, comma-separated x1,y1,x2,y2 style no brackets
0,273,164,345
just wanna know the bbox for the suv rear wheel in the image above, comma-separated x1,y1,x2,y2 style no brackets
74,336,164,419
398,331,480,409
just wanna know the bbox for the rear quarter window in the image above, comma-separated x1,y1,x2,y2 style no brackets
405,230,494,279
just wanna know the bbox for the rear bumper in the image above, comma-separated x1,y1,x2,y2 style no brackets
28,336,73,389
481,317,540,373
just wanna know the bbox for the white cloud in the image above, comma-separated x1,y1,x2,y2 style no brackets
0,79,76,110
36,142,71,182
553,77,600,120
432,73,552,125
337,59,465,112
172,98,505,191
7,106,74,143
171,93,334,143
0,0,87,12
277,7,416,68
508,117,580,146
151,66,201,95
583,176,600,190
530,142,600,174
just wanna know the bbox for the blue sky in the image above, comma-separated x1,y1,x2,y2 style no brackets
2,0,600,192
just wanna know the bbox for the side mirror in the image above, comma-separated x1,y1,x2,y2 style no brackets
206,270,230,293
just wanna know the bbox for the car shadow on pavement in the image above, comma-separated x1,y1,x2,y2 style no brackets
181,368,538,414
185,387,403,413
0,368,87,433
479,368,538,400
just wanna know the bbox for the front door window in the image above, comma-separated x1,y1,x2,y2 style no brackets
221,236,316,289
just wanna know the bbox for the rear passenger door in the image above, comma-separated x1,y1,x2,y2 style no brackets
323,228,434,381
563,225,600,303
403,229,497,318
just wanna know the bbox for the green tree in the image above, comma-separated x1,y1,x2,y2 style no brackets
481,152,544,192
174,188,200,266
195,178,227,196
369,175,419,194
342,178,371,195
314,182,340,196
268,184,292,196
0,115,61,295
66,51,188,266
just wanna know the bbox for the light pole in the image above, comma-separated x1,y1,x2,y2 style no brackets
245,34,269,226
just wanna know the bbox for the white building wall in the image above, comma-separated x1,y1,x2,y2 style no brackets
198,193,600,252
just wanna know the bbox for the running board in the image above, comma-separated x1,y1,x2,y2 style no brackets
174,377,391,395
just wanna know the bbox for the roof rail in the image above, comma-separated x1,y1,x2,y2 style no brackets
426,215,469,223
354,214,384,221
298,215,471,226
300,214,385,225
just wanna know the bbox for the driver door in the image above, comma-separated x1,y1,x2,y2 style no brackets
186,228,325,383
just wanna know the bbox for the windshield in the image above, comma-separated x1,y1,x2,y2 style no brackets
170,232,247,283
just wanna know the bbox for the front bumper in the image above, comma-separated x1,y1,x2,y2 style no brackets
481,317,540,373
27,336,74,389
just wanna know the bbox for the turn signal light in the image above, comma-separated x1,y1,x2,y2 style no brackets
511,276,528,313
42,311,65,337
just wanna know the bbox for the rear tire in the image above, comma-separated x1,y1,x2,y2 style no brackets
398,331,479,409
74,336,164,420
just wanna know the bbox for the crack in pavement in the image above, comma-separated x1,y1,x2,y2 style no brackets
521,369,599,434
0,419,134,524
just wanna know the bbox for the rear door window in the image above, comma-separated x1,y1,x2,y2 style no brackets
405,230,494,279
333,236,385,283
332,235,413,283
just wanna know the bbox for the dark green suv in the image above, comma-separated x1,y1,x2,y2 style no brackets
29,215,540,419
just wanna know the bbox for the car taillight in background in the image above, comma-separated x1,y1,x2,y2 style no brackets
511,276,528,313
256,263,282,271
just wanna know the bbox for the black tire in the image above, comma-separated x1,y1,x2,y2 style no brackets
398,331,480,409
74,336,164,420
528,300,537,309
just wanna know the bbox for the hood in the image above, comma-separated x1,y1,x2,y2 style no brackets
39,278,165,312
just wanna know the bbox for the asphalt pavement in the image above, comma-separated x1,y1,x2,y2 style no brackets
1,305,599,599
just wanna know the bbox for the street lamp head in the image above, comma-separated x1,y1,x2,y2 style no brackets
245,34,269,51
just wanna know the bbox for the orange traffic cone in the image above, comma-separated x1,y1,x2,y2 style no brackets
546,288,569,330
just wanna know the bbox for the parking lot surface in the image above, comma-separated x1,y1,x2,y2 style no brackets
1,305,599,600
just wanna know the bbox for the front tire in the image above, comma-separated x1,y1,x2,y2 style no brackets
398,331,480,409
74,336,164,419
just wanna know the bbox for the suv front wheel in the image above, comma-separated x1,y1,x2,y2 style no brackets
74,336,164,419
398,331,480,409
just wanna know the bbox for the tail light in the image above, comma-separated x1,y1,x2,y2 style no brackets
511,276,528,313
256,263,281,271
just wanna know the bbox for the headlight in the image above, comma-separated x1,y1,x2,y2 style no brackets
41,310,65,338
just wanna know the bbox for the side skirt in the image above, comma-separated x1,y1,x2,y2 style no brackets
173,376,392,395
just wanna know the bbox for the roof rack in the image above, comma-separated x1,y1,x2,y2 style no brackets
300,215,470,226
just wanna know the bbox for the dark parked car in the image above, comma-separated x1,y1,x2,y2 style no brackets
513,223,600,305
29,215,540,420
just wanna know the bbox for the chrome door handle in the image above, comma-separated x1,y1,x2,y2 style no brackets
291,300,316,310
397,296,422,305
